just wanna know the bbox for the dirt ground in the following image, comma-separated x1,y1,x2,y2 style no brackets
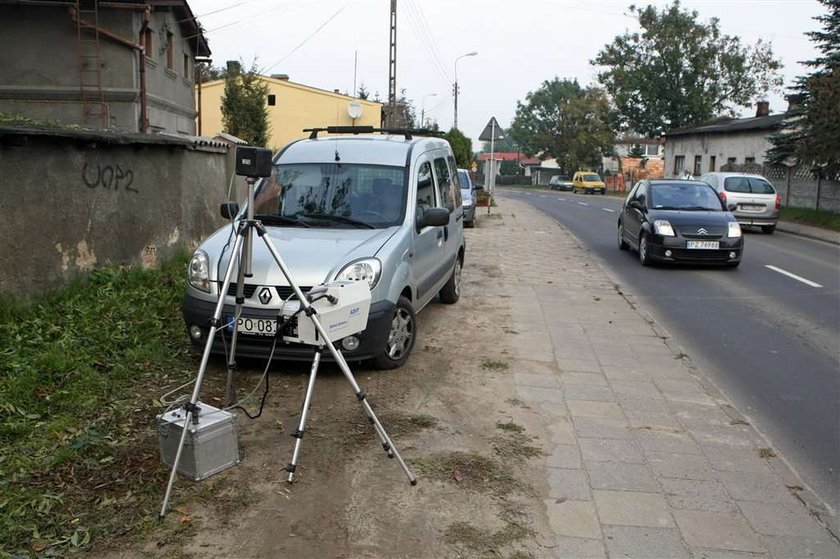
104,211,556,559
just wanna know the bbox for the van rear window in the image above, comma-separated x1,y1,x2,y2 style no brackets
724,177,776,194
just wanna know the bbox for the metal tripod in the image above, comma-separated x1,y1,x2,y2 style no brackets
159,177,416,518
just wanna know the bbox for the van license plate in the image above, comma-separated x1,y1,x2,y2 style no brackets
686,240,719,250
226,316,277,336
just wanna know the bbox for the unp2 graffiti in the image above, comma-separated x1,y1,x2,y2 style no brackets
82,162,138,193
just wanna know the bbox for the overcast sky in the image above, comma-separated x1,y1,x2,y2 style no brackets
196,0,826,150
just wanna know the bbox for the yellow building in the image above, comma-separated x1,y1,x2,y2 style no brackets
197,74,382,151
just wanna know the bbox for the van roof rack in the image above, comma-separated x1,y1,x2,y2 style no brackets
302,126,444,140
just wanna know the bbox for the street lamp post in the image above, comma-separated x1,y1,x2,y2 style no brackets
420,93,437,128
453,51,477,130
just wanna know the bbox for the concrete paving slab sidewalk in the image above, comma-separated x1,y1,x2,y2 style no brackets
480,196,839,558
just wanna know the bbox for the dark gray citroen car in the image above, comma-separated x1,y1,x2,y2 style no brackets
617,180,743,267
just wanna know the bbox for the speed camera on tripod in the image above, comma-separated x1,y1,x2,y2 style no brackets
235,146,273,177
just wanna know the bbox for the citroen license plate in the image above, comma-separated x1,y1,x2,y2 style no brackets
686,240,719,250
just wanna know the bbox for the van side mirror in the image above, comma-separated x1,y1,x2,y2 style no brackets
629,200,643,211
220,201,239,219
419,207,450,228
473,185,484,191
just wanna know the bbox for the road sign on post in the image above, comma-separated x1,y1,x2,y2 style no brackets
479,117,504,214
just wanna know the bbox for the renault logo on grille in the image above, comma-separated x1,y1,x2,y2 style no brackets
258,287,273,305
696,228,709,235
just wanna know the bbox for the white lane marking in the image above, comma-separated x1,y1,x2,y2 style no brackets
558,198,567,201
765,265,823,288
601,208,616,213
540,194,548,198
578,202,589,206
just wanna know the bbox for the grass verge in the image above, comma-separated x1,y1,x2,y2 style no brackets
780,206,840,231
0,254,195,556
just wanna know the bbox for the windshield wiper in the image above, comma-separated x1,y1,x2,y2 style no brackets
254,214,311,227
299,213,375,229
682,206,717,211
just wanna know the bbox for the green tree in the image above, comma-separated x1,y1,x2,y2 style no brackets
500,159,524,176
357,83,370,100
221,61,270,146
444,128,473,168
481,127,518,152
509,78,615,171
592,1,783,136
627,144,646,158
767,0,840,174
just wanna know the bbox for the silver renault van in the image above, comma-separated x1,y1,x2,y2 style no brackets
182,129,466,369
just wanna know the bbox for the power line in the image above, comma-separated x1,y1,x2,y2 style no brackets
407,0,452,82
200,0,315,38
402,1,452,86
264,3,349,73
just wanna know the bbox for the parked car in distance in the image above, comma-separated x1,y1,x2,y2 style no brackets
617,179,743,267
458,168,478,227
573,171,606,194
548,174,574,191
182,129,466,370
699,172,780,234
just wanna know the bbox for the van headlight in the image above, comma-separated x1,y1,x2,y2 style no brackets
335,258,381,290
188,250,211,292
653,220,675,237
728,222,742,238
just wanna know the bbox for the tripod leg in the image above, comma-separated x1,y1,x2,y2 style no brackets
286,349,322,483
331,348,416,485
225,241,249,406
160,230,247,518
256,232,416,485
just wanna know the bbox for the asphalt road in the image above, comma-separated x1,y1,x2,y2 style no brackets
500,187,840,510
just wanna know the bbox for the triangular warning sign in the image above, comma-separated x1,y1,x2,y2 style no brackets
478,117,504,141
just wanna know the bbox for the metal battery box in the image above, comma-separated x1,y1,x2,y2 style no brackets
157,402,239,481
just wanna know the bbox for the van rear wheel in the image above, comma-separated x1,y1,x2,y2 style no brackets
372,296,417,370
439,257,462,304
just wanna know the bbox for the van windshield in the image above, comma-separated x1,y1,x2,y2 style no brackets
253,163,407,228
581,174,602,182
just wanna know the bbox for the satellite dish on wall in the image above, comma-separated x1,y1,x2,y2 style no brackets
348,101,363,119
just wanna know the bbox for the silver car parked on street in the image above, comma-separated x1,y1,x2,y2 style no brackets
182,130,466,369
699,172,780,234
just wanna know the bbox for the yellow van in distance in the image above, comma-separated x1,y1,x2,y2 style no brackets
572,171,606,195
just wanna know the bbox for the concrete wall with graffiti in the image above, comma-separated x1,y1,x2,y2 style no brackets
0,127,234,298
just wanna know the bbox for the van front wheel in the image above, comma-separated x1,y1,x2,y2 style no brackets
372,296,417,370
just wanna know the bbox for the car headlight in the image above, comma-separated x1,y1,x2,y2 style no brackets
728,222,742,238
188,250,211,292
335,258,381,290
653,220,675,237
463,199,473,207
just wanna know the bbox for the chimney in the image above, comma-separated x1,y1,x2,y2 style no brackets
226,60,241,75
334,89,340,94
786,93,804,112
271,73,290,81
756,101,770,117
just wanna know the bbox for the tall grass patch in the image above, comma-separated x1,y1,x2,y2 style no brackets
1,254,195,554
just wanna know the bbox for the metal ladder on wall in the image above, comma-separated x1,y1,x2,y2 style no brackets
75,0,108,128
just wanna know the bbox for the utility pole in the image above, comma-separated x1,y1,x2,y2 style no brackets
453,52,477,130
387,0,397,127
